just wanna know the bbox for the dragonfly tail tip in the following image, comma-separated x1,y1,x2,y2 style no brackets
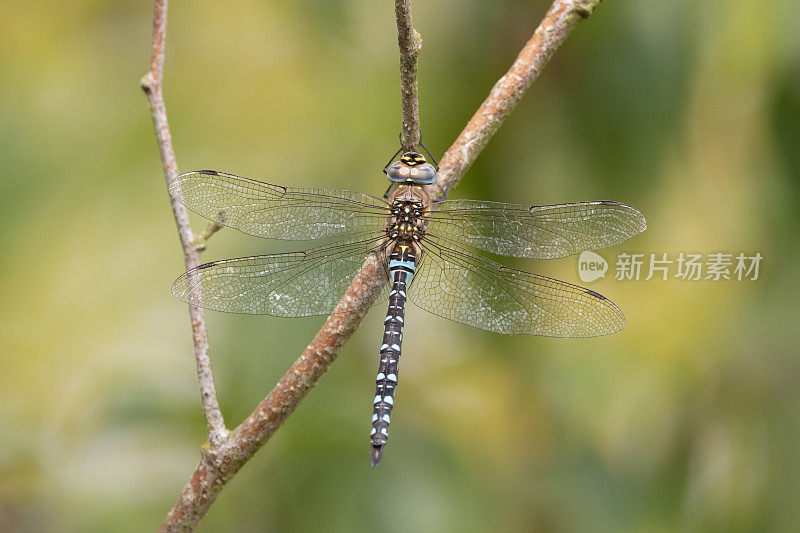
370,445,384,467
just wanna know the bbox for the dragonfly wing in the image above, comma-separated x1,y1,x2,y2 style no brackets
409,235,625,337
426,200,646,259
172,234,389,316
169,171,390,240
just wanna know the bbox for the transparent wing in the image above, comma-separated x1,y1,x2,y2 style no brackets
168,171,391,240
172,234,389,316
425,200,646,259
409,235,625,337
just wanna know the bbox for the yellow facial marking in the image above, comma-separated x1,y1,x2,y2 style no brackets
400,152,426,166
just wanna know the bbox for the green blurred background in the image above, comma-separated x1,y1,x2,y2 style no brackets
2,0,799,531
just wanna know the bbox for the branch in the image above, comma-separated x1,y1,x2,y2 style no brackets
159,0,603,530
395,0,422,152
193,221,223,252
141,0,228,448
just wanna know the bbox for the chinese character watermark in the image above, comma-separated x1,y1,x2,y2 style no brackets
733,252,762,281
614,253,644,281
675,253,702,280
578,251,762,282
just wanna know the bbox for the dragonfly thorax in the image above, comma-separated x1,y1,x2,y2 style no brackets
386,195,428,241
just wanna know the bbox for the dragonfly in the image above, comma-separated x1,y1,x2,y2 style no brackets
169,151,646,466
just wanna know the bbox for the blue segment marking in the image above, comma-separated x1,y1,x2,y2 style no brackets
389,259,416,273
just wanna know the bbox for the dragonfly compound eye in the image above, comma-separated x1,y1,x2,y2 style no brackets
385,160,437,185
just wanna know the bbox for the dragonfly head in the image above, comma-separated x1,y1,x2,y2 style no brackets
385,152,437,185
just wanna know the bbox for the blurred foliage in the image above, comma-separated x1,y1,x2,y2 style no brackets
1,0,799,531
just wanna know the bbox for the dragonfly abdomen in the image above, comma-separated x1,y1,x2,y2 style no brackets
370,243,416,467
